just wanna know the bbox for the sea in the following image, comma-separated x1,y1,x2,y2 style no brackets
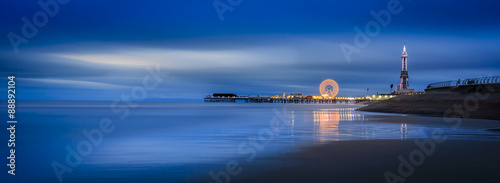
2,100,499,183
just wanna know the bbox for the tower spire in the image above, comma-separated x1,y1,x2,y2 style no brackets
395,44,417,94
399,44,409,90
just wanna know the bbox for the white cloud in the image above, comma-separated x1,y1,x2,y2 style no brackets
20,78,128,89
53,46,298,70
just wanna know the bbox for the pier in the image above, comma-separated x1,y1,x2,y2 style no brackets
204,96,371,104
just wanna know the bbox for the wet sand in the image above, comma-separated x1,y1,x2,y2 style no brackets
229,139,500,183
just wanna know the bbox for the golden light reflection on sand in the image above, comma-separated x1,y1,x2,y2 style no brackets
313,108,366,142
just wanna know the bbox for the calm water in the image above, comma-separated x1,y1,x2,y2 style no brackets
3,101,499,183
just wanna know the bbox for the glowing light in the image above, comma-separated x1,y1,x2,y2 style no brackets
319,79,339,98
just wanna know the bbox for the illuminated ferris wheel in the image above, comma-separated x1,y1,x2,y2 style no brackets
319,79,339,98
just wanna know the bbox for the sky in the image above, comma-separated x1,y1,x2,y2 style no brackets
1,0,499,101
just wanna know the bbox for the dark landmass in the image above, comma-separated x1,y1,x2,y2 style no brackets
357,92,500,120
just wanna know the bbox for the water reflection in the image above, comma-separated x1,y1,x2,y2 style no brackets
400,123,408,140
312,108,371,142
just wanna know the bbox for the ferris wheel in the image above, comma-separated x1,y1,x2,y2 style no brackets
319,79,339,98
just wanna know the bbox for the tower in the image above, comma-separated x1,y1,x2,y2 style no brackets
394,45,418,95
398,45,409,90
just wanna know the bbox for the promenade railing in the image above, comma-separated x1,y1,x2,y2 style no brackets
426,80,458,89
461,76,500,85
427,76,500,89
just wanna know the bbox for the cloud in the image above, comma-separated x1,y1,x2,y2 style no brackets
53,46,298,70
55,54,154,67
2,32,499,100
20,78,128,89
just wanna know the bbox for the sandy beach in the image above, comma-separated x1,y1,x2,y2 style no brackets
357,92,500,120
228,139,500,183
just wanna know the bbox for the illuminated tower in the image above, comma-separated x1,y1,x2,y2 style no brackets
398,45,409,90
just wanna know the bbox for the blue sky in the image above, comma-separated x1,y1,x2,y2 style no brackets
1,0,499,100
